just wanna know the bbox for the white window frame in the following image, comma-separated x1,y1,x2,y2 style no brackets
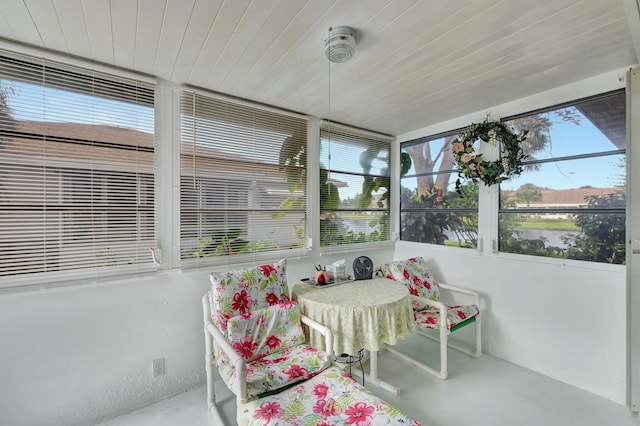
0,49,157,291
395,69,627,271
498,89,626,265
177,89,310,269
399,128,481,249
318,121,394,253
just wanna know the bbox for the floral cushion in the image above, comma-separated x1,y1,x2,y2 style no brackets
220,299,331,400
218,342,332,400
209,258,290,333
238,365,421,426
378,257,440,301
414,304,479,331
227,302,306,362
210,259,294,388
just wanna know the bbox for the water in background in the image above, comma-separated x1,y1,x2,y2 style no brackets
445,228,580,249
342,219,374,233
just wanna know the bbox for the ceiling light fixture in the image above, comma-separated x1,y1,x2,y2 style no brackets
324,26,356,63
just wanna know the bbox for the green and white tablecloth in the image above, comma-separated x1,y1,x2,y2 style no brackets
292,278,415,356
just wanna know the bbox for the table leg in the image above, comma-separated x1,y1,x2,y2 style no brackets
359,350,401,395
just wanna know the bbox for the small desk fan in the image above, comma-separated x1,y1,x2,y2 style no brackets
353,256,373,280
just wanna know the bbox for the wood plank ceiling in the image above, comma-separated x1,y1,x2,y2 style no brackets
0,0,637,136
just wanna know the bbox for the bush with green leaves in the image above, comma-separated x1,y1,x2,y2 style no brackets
561,191,626,264
193,229,250,257
400,183,478,248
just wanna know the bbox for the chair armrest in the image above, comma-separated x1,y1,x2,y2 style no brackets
411,295,447,312
438,282,480,305
205,322,247,399
411,295,448,333
301,314,334,356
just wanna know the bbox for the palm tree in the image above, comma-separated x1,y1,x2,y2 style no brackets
0,83,17,144
515,183,542,207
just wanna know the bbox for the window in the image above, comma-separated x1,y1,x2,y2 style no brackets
400,130,479,248
319,123,391,246
179,92,307,263
0,52,156,282
499,90,626,264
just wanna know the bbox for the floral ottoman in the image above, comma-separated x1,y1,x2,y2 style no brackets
237,365,421,426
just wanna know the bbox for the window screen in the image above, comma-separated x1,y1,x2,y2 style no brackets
400,129,479,248
499,90,626,263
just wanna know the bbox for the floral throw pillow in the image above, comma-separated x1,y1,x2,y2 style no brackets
379,257,440,301
227,302,305,362
210,258,290,332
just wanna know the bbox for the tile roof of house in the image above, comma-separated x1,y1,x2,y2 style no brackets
2,120,154,167
15,120,154,147
505,187,622,206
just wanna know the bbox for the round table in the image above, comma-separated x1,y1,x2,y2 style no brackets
292,277,415,394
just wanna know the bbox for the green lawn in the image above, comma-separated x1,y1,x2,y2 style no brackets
517,217,579,231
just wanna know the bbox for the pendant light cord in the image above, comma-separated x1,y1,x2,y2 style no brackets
192,93,197,189
327,27,332,199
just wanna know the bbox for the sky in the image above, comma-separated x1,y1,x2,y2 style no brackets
5,80,625,195
503,111,624,190
3,80,153,133
402,108,625,193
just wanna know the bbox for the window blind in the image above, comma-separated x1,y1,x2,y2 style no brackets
319,123,391,246
0,52,155,282
179,91,307,263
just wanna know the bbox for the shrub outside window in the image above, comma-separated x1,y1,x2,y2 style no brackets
499,90,626,264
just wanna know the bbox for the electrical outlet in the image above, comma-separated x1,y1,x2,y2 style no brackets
152,358,165,377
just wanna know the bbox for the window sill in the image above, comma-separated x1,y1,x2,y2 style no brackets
396,240,625,273
494,250,625,272
0,264,159,295
318,240,395,256
178,248,311,272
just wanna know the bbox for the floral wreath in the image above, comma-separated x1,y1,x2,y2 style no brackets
452,120,528,195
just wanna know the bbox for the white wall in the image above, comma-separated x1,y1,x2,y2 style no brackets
0,270,208,426
0,243,627,425
0,250,393,426
395,242,627,403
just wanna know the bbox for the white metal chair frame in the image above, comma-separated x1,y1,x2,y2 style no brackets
385,282,482,380
202,294,334,424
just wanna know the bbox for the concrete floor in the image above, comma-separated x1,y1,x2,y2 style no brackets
97,334,639,426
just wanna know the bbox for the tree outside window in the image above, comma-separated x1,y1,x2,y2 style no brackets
400,132,479,248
